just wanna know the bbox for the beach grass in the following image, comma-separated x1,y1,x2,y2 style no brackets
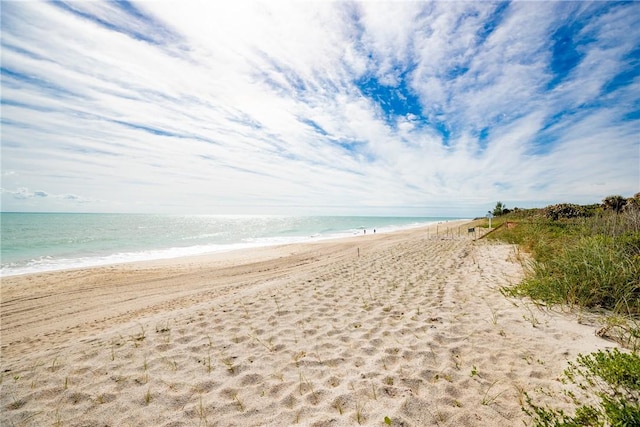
524,348,640,426
488,208,640,318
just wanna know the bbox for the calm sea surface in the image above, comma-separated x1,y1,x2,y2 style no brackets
0,213,458,276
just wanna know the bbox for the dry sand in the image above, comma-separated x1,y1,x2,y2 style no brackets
1,221,615,426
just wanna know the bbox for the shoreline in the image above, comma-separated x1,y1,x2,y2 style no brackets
1,218,469,278
1,219,614,426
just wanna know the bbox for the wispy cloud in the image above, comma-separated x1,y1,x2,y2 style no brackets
1,1,638,215
1,187,88,203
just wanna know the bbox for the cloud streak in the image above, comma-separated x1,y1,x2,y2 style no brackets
1,1,638,215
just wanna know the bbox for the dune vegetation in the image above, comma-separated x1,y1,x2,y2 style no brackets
485,194,640,426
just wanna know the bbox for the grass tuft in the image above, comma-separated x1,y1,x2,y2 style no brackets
491,210,639,317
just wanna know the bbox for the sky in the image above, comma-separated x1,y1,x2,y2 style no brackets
1,1,639,217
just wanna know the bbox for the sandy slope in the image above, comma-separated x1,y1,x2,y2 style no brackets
1,222,614,426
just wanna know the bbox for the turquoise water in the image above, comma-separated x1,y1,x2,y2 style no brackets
0,213,458,276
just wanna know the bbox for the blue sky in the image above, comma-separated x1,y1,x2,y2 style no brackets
1,1,639,216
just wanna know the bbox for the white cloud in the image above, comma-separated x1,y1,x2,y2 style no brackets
1,187,87,202
1,1,638,216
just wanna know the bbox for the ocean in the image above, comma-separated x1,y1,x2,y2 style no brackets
0,213,458,277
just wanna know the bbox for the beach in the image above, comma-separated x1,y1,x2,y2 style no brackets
1,221,614,426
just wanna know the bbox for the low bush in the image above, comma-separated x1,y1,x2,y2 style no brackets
524,348,640,427
542,203,596,220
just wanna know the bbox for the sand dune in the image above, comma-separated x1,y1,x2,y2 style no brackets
1,222,614,426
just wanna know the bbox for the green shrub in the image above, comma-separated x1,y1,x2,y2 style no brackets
524,348,640,427
542,203,595,220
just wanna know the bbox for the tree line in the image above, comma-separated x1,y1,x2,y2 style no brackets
490,193,640,218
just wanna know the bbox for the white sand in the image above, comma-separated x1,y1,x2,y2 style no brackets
1,221,615,426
